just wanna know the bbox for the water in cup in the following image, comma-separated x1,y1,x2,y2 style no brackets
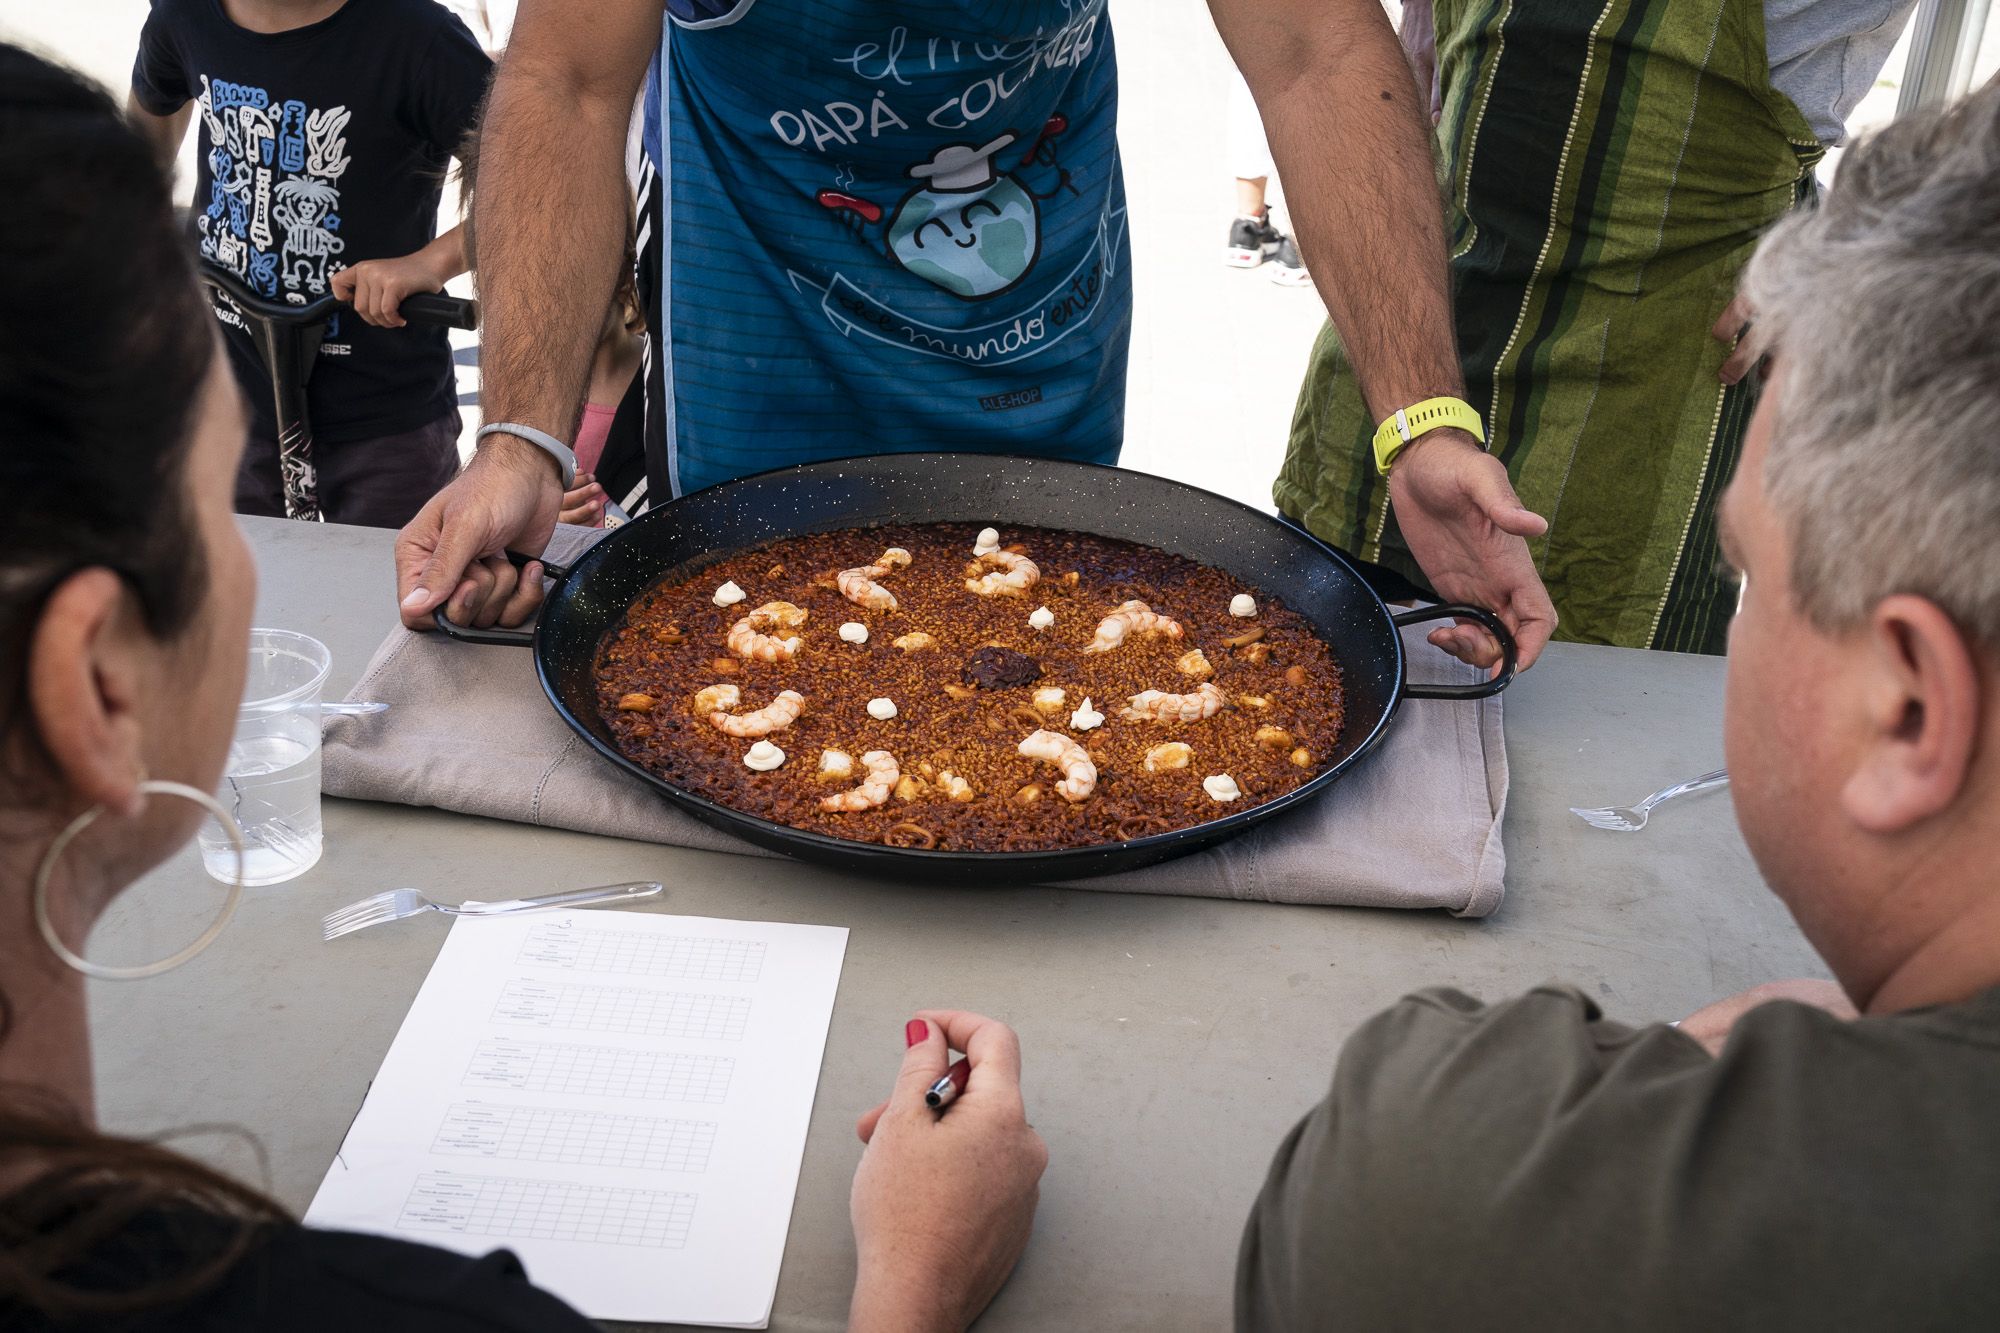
201,713,324,885
202,628,330,886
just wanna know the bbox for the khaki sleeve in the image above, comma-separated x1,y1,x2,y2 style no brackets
1235,985,1709,1330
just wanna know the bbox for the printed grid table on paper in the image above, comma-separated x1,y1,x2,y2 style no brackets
399,1173,696,1248
518,927,767,983
432,1104,718,1173
493,981,751,1041
464,1039,735,1103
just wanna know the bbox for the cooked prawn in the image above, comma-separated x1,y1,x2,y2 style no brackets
1120,682,1227,723
1082,600,1185,654
1017,728,1097,802
964,550,1040,598
836,547,913,612
727,601,808,662
691,683,741,716
708,688,804,738
820,750,900,811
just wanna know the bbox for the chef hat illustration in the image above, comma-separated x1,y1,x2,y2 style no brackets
906,134,1020,191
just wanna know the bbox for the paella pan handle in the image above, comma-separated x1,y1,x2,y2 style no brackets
430,549,571,647
1392,603,1517,701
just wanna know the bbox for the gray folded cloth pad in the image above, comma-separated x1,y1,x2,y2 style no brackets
323,600,1508,916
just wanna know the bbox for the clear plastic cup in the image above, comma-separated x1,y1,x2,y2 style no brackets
200,628,329,886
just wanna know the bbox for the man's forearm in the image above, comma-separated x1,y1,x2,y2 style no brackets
1214,0,1462,422
474,49,642,447
1214,0,1556,670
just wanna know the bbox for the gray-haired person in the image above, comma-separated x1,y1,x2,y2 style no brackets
1238,83,2000,1328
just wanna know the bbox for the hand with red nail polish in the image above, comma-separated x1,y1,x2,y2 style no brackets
849,1011,1047,1333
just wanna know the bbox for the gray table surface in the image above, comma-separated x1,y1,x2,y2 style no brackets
89,517,1826,1332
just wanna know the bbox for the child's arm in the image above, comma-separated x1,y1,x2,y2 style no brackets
124,92,191,176
329,223,470,329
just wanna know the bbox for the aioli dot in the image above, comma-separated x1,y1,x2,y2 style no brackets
1203,774,1243,802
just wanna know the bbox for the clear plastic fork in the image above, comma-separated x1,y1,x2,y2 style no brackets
223,770,318,868
321,881,664,941
1570,769,1730,832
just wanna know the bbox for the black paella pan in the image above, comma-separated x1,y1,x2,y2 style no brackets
436,453,1514,884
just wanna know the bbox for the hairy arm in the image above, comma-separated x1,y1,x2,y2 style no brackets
1208,0,1555,669
1209,0,1455,424
392,0,660,627
124,92,191,176
475,0,660,462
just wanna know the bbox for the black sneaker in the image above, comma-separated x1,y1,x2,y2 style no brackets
1268,233,1312,287
1225,212,1282,268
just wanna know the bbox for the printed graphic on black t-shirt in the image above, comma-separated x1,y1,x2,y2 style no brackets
195,77,353,298
133,0,489,444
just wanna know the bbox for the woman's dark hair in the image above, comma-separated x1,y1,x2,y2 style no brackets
0,43,287,1321
0,43,213,751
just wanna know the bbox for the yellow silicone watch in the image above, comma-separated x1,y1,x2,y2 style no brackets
1372,397,1487,476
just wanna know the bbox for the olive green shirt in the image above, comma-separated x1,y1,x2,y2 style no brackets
1237,984,2000,1330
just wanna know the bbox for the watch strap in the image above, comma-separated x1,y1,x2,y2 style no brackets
1372,397,1487,476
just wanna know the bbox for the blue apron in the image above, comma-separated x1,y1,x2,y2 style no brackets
641,0,1128,499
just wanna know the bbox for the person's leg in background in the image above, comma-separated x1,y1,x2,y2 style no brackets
1224,71,1310,286
312,411,464,528
1232,174,1276,255
1224,70,1280,269
234,432,288,518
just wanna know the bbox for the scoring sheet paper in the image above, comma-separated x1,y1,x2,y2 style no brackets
306,910,849,1328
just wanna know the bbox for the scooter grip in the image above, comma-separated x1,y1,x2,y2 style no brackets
399,292,479,329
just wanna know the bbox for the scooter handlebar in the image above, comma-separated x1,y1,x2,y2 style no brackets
197,262,479,330
396,291,480,330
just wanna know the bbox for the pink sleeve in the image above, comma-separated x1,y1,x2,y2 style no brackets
572,402,618,475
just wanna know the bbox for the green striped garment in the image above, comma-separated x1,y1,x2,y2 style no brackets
1276,0,1822,652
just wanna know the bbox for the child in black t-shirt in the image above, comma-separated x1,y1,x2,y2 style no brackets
129,0,490,527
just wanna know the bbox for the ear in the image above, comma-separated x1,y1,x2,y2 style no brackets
1840,595,1983,834
25,569,150,819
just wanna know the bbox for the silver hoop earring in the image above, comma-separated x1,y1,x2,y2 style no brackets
33,780,246,981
